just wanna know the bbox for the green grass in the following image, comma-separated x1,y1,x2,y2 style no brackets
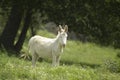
0,52,120,80
0,30,120,80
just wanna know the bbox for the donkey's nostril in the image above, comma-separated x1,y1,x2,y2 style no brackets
63,44,66,48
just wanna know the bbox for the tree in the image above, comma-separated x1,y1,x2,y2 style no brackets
0,2,24,53
0,0,33,54
15,7,32,52
0,0,44,54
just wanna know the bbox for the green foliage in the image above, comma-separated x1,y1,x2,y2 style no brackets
1,0,120,49
40,0,120,48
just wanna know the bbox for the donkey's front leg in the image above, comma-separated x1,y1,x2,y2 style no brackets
52,55,57,67
56,55,61,66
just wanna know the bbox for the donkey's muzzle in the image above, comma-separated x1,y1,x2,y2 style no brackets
62,44,66,48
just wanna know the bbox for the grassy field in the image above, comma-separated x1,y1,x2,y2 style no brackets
0,30,120,80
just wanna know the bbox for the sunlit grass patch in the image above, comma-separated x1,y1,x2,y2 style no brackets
61,41,117,66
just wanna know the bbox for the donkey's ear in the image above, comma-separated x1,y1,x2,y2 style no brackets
58,25,62,32
64,25,68,32
59,25,62,30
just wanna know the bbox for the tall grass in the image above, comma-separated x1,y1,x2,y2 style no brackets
0,51,120,80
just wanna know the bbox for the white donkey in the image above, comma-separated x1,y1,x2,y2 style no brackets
28,25,68,67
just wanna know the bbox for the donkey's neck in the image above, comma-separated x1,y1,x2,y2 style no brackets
53,34,63,53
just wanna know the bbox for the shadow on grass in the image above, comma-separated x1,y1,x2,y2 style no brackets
61,60,100,69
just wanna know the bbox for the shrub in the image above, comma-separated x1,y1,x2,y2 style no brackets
102,59,120,73
117,52,120,58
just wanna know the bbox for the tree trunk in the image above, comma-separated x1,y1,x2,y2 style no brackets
0,4,24,53
30,26,36,36
15,8,32,52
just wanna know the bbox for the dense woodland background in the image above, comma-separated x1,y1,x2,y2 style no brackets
0,0,120,54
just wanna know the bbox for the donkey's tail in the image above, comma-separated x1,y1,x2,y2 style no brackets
20,42,31,60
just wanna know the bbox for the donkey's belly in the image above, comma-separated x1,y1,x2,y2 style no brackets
36,48,52,58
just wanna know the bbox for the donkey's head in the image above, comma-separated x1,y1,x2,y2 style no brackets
57,25,68,47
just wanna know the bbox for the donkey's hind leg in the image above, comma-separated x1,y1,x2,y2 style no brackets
32,52,39,67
